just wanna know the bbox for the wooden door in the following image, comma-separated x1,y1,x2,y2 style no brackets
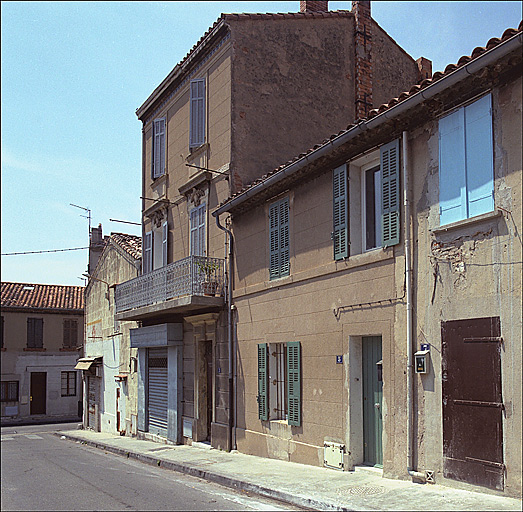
30,372,46,415
442,317,504,490
362,336,383,467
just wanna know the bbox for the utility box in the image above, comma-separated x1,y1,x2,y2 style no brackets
324,442,346,470
415,349,430,374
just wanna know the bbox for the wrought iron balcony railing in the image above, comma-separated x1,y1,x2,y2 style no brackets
115,256,225,314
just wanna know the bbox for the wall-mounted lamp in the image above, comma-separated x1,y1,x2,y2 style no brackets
83,273,111,302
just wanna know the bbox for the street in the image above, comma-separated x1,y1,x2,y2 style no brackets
1,423,302,511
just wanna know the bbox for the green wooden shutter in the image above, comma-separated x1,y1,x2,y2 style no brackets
258,343,268,420
269,198,290,280
381,140,400,247
287,341,301,426
333,164,348,259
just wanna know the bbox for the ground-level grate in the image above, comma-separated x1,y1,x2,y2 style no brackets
337,485,386,497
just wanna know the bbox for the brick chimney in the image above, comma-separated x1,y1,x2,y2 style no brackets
416,56,432,81
300,1,328,12
352,1,372,121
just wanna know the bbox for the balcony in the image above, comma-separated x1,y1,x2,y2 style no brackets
115,256,225,321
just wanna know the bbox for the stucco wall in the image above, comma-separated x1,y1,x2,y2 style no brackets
85,243,140,435
410,76,522,496
1,310,83,419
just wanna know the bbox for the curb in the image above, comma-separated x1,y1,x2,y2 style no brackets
55,432,351,511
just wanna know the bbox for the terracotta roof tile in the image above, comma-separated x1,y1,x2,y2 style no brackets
1,282,84,311
110,233,142,260
218,21,522,210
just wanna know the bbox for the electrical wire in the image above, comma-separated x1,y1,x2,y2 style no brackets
1,247,89,256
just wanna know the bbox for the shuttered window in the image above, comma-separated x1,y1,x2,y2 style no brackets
190,78,205,148
381,139,400,247
162,221,168,267
143,231,153,274
439,94,494,225
257,343,268,420
333,164,348,260
287,341,301,426
269,197,290,280
27,318,43,348
63,319,78,348
190,203,206,256
1,381,19,402
152,118,166,179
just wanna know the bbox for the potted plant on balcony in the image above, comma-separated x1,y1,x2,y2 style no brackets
196,260,219,296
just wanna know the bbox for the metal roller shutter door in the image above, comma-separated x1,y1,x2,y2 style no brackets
88,376,97,430
148,348,168,437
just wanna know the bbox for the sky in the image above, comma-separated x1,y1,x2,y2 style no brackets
1,1,521,287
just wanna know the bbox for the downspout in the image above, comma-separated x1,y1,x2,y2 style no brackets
402,131,425,482
213,211,235,451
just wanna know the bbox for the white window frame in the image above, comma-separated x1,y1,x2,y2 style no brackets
162,221,168,267
361,157,382,252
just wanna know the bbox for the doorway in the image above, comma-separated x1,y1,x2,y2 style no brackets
442,317,504,490
362,336,383,467
30,372,46,415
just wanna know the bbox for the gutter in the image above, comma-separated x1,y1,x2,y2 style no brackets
402,131,425,483
214,30,522,216
213,212,236,451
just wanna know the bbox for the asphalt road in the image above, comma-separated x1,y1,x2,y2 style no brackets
1,423,302,511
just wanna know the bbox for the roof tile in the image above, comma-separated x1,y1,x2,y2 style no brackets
1,282,84,311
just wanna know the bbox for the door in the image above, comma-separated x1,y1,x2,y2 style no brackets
442,317,504,490
148,348,168,437
87,376,98,430
362,336,383,467
205,342,213,440
30,372,46,415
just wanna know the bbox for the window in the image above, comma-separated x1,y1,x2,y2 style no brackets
269,197,290,280
439,94,494,226
1,381,19,402
152,118,166,179
162,220,168,266
0,316,4,348
61,371,76,397
143,230,153,274
190,203,206,256
63,319,78,348
27,318,43,348
189,78,206,148
364,165,382,250
257,342,301,426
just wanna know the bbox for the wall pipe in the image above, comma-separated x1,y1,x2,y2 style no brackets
213,211,236,451
214,31,522,217
402,131,426,482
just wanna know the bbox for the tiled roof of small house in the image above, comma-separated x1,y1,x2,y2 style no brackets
110,233,142,260
218,22,523,210
1,282,85,311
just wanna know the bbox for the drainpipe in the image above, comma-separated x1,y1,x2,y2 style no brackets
402,131,426,482
213,211,235,451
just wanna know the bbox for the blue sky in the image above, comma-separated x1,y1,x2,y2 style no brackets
1,1,521,286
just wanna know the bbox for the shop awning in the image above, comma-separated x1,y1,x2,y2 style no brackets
74,357,101,370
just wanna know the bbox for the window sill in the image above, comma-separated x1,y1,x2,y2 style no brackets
23,348,46,352
60,347,78,351
431,210,502,235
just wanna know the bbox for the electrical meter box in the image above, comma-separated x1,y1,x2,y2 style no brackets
414,350,430,374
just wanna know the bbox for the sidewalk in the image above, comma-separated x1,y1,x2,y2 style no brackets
56,429,521,511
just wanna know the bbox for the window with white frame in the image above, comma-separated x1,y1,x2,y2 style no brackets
61,371,76,397
439,94,494,226
190,203,206,256
189,78,205,149
363,163,382,251
152,118,166,179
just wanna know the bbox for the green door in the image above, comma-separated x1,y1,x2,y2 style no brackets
363,336,383,467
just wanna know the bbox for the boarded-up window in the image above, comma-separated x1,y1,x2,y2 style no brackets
27,318,43,348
